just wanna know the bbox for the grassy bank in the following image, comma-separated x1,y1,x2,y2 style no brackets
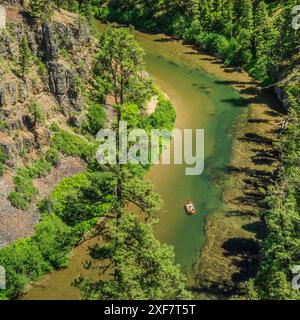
192,63,284,297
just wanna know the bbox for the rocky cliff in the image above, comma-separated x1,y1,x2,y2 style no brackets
0,4,96,247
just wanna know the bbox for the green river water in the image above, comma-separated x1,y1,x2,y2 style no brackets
22,23,246,300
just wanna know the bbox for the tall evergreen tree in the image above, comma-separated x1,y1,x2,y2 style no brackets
223,0,235,37
19,35,31,80
200,0,214,31
250,0,278,83
73,213,191,300
236,0,254,65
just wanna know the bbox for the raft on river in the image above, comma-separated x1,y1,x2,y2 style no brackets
185,200,196,215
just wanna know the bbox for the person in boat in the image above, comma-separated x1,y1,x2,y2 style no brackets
185,200,196,215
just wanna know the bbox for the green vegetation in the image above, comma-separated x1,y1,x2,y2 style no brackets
0,146,8,176
28,100,45,125
29,0,55,21
8,156,53,210
74,213,190,300
149,94,176,132
19,35,31,80
50,125,96,161
0,214,76,300
49,172,115,225
82,101,106,135
95,0,299,86
251,87,300,300
91,0,300,300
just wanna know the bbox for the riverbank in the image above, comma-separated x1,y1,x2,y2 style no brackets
188,53,284,297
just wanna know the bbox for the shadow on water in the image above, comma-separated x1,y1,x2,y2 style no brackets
220,97,251,107
222,238,260,286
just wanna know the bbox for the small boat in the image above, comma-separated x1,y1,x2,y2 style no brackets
185,200,196,215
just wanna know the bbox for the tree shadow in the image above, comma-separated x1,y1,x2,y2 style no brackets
223,66,244,73
20,10,35,27
239,133,274,146
248,119,269,124
220,97,251,107
214,79,258,86
225,210,255,217
222,238,260,286
154,36,181,42
240,86,261,96
242,221,265,240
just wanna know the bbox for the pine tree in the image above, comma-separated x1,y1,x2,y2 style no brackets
239,0,254,31
186,0,201,21
19,35,31,80
73,213,191,300
223,0,235,38
214,0,225,33
200,0,214,31
236,0,254,66
250,0,279,83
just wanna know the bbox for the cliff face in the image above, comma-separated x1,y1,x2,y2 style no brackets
0,4,95,246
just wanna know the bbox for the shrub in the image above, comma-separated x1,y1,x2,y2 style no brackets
0,146,8,176
9,156,54,210
51,126,96,161
33,215,75,269
0,238,51,299
45,148,61,166
0,163,5,176
83,102,106,135
149,95,176,131
0,214,77,299
50,173,91,224
29,100,45,124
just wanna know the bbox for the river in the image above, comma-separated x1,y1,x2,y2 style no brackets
22,23,247,300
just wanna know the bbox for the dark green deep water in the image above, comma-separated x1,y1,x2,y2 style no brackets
22,24,245,300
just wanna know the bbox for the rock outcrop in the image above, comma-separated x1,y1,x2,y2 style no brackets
41,22,59,61
0,5,96,245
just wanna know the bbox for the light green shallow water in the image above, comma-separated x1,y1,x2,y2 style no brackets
22,23,246,300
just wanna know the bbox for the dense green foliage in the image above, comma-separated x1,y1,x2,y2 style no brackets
90,0,300,300
0,214,76,299
149,95,176,132
95,0,299,86
74,213,190,300
252,86,300,300
29,0,55,21
82,101,106,135
50,124,96,161
49,172,115,225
